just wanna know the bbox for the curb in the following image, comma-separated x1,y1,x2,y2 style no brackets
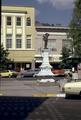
33,93,65,97
0,93,3,96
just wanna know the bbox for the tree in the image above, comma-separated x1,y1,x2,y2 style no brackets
68,0,81,57
60,46,71,68
0,44,10,70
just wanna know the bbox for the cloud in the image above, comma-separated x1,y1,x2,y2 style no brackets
36,0,75,10
36,0,47,4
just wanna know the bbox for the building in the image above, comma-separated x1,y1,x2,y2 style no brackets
35,25,70,68
1,6,70,71
1,6,35,71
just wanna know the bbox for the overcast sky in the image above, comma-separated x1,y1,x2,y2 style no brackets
2,0,75,26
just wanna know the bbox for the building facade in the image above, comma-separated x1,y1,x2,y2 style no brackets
1,6,70,71
35,26,70,68
1,6,35,71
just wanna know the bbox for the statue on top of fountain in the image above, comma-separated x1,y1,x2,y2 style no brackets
43,33,49,49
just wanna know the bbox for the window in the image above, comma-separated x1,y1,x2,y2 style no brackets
26,35,31,48
16,34,22,48
7,16,12,26
1,16,3,27
6,34,12,48
48,39,57,51
26,17,31,26
16,17,21,26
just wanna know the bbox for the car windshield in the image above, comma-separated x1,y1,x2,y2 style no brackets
1,70,9,72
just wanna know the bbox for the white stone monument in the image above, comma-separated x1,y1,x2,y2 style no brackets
37,49,54,76
36,33,55,82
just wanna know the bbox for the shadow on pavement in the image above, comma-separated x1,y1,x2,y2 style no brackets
0,96,48,120
65,95,81,100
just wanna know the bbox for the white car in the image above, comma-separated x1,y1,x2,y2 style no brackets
63,80,81,97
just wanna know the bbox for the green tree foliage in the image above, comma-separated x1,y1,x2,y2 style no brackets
68,0,81,57
61,47,70,59
0,44,10,70
60,46,71,68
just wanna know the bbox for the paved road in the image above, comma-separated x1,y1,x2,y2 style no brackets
0,78,63,96
0,96,81,120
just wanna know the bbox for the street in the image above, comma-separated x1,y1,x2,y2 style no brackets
0,77,81,120
0,77,66,97
0,96,81,120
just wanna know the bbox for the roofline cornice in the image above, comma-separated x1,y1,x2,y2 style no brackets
36,26,69,30
2,5,34,9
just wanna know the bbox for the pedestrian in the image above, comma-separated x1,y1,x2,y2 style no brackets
77,63,81,79
72,70,78,81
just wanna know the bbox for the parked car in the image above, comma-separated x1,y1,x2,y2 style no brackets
0,70,18,78
17,69,40,78
52,69,65,76
62,80,81,98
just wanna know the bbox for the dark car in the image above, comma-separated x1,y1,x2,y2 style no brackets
51,69,65,76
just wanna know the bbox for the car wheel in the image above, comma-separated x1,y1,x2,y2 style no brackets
9,75,11,78
65,94,70,99
12,74,15,78
21,74,24,78
80,91,81,96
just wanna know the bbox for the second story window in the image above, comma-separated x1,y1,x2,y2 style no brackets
26,17,31,26
7,16,12,26
1,16,3,27
16,17,21,26
6,34,12,48
26,35,31,48
48,39,57,51
16,34,22,48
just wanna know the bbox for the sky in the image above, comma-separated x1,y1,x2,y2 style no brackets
2,0,75,26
